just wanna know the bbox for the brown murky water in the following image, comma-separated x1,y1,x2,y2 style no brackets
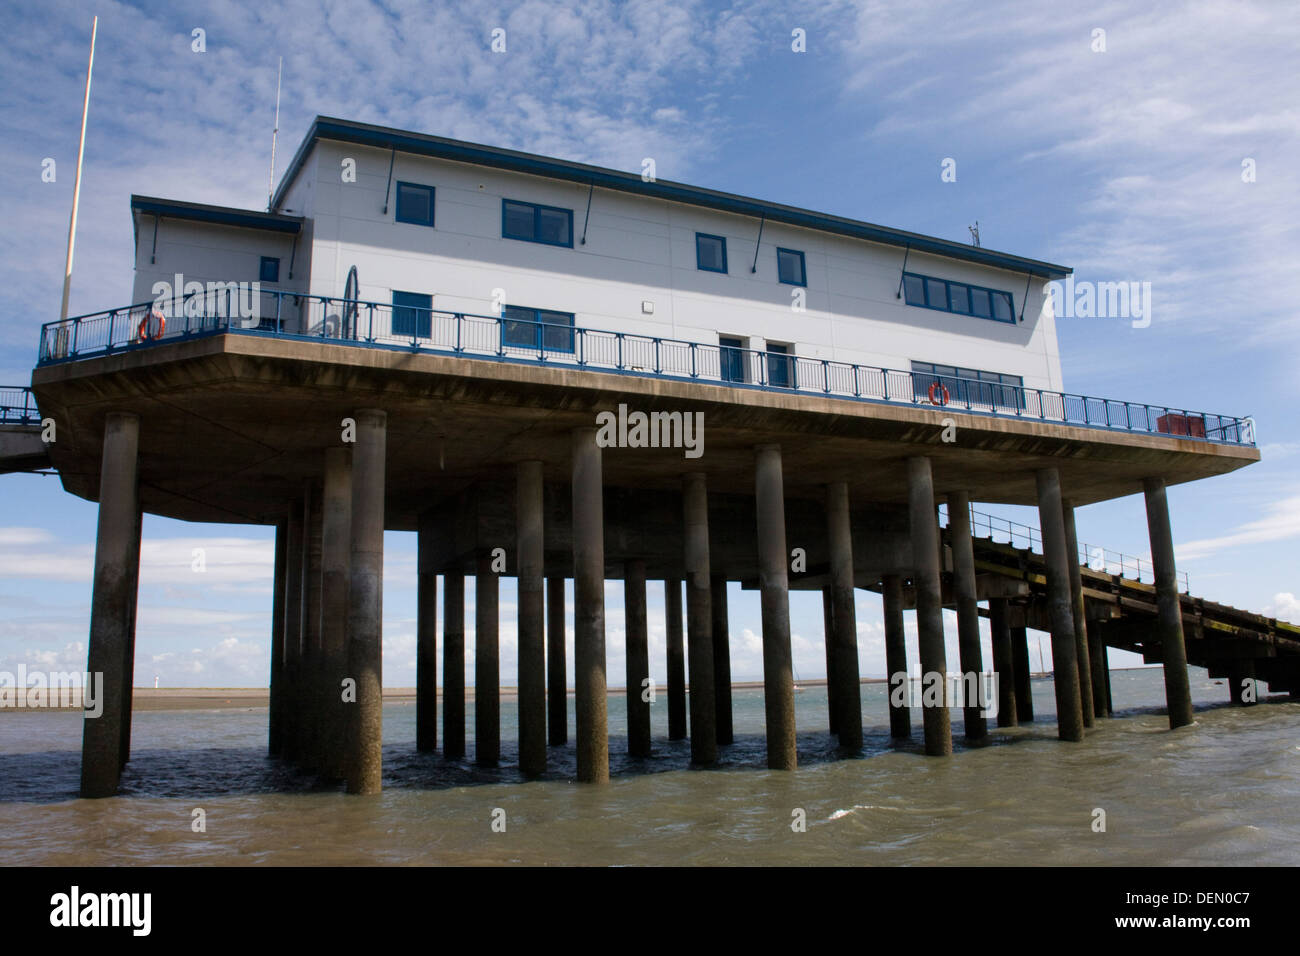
2,669,1298,865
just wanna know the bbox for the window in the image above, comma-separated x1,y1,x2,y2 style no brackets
903,271,1015,324
776,248,806,286
502,305,575,352
719,336,745,383
259,256,280,283
911,361,1024,410
392,290,432,338
395,182,435,227
501,199,573,247
766,342,793,388
696,233,727,273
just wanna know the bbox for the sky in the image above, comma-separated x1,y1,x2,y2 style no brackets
1,0,1297,690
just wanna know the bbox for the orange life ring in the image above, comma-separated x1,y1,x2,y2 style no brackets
928,382,950,406
139,310,166,341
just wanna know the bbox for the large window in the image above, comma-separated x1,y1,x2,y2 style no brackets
502,199,573,247
776,247,806,286
696,233,727,273
903,271,1015,324
395,182,435,227
392,290,432,338
911,361,1024,410
502,305,575,352
259,256,280,283
719,335,745,383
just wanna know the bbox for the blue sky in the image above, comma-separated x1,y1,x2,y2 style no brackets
1,0,1297,689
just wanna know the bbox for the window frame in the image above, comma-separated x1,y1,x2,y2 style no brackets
765,341,794,388
695,232,728,274
718,335,746,383
391,290,433,339
911,360,1025,410
902,271,1016,324
259,256,280,283
501,198,574,248
500,304,576,354
776,247,807,287
394,181,436,227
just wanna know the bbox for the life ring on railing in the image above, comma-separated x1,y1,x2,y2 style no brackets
138,310,166,341
927,382,950,406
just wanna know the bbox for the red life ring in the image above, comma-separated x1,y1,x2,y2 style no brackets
138,310,166,341
928,382,950,406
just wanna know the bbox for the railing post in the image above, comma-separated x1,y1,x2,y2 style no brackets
654,338,661,374
823,360,829,393
617,332,623,370
690,342,697,378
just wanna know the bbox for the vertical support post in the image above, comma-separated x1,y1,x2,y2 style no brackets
571,428,609,783
826,481,862,751
269,518,287,756
683,472,717,765
625,560,651,757
1101,643,1113,715
947,491,986,741
665,578,686,740
1061,500,1096,728
1035,467,1085,743
882,574,910,739
1012,622,1034,722
516,460,546,777
908,456,951,756
443,571,466,759
1143,476,1194,729
546,575,567,745
475,551,500,768
710,575,733,746
119,508,142,767
282,497,305,763
416,512,437,753
345,409,385,794
822,588,837,735
1088,631,1110,718
989,597,1018,728
301,485,324,774
755,444,796,770
81,412,140,798
321,449,352,779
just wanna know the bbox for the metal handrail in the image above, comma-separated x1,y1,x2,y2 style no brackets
0,386,39,425
33,288,1257,447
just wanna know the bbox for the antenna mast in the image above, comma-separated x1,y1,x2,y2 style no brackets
267,56,282,211
59,16,97,322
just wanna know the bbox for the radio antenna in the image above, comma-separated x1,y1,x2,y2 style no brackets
267,56,282,211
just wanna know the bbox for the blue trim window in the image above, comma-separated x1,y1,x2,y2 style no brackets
903,271,1014,323
696,233,727,273
912,361,1024,410
776,248,806,286
259,256,280,283
392,290,432,338
719,335,745,383
502,305,575,352
501,199,573,247
395,182,435,227
766,342,793,388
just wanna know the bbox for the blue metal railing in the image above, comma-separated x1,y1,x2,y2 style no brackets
0,386,39,425
33,288,1257,447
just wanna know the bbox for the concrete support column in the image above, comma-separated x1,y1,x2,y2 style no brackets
1228,661,1257,706
475,551,500,768
1143,477,1194,730
281,498,306,763
710,575,733,746
1061,500,1096,728
683,473,717,766
882,574,910,739
81,412,140,798
1035,467,1085,743
119,509,142,768
416,512,436,754
516,460,546,777
822,588,837,735
625,560,651,757
320,449,352,780
755,444,796,770
301,485,324,774
665,578,686,740
571,428,609,783
947,491,987,741
988,597,1018,728
1101,643,1114,715
268,519,288,756
907,456,951,757
1012,624,1035,722
345,409,386,794
1088,632,1111,718
546,575,567,745
443,571,466,759
826,481,863,751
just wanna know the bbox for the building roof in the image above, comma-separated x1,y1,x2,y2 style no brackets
271,115,1071,280
130,195,305,235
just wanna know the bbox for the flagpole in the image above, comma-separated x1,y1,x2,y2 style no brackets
59,15,97,322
